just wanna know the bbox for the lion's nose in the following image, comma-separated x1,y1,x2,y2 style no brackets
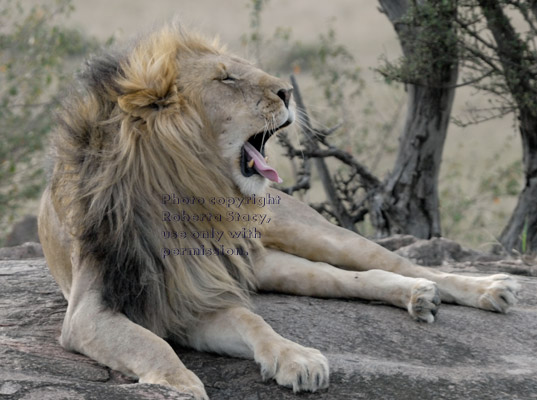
277,87,293,109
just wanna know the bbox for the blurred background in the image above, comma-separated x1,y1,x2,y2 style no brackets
0,0,526,250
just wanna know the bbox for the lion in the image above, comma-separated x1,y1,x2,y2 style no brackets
38,24,520,399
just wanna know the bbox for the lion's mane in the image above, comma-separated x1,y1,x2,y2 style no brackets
51,26,262,340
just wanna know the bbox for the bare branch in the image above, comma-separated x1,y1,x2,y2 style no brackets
290,74,358,232
277,131,312,195
287,147,381,191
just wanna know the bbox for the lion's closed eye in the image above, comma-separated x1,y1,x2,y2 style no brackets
221,75,237,83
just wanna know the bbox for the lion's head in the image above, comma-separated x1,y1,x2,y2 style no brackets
115,25,294,196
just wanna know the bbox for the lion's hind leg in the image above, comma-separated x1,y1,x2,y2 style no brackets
186,307,329,393
254,250,441,323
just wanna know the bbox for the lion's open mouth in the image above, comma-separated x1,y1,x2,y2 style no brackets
240,120,291,183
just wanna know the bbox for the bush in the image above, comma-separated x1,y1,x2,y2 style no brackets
0,0,99,245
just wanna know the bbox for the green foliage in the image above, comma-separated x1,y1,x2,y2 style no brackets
0,0,99,245
479,158,522,198
378,0,458,86
242,0,270,67
521,217,529,254
307,27,364,110
453,1,537,125
440,155,523,247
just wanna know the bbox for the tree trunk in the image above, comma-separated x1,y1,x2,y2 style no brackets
374,0,459,238
379,82,456,238
477,0,537,253
499,170,537,254
498,105,537,254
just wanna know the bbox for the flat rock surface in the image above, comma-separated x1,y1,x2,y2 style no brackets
1,256,537,399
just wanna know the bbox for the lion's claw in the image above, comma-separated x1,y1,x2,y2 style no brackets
477,274,520,313
407,279,441,323
256,340,329,393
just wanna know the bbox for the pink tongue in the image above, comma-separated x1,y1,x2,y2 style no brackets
243,142,282,183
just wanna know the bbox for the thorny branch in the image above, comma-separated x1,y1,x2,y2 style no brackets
278,75,382,229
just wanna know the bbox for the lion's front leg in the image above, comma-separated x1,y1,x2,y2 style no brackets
62,270,208,400
186,307,329,393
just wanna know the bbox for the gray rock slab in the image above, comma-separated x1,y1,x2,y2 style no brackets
0,243,43,261
1,258,536,399
4,215,39,247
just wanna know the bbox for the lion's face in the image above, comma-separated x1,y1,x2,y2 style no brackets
178,53,294,195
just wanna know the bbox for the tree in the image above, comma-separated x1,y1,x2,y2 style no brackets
455,0,537,253
281,0,537,255
373,0,459,238
280,0,459,240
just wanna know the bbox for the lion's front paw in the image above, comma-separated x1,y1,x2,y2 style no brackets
407,279,441,323
255,340,329,393
477,274,520,313
140,368,209,400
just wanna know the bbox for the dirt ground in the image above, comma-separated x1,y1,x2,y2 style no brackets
62,0,521,247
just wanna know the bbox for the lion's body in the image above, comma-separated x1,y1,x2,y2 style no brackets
38,25,520,399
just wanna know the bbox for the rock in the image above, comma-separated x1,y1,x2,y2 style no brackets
0,259,191,400
0,243,43,261
1,256,537,399
375,234,419,251
376,235,504,266
5,215,39,247
395,237,483,266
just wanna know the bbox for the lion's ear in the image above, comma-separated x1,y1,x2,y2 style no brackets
117,85,180,118
116,30,181,118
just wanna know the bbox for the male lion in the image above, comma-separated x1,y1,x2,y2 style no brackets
38,25,520,399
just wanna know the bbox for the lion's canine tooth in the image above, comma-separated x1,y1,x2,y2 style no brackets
248,159,254,168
